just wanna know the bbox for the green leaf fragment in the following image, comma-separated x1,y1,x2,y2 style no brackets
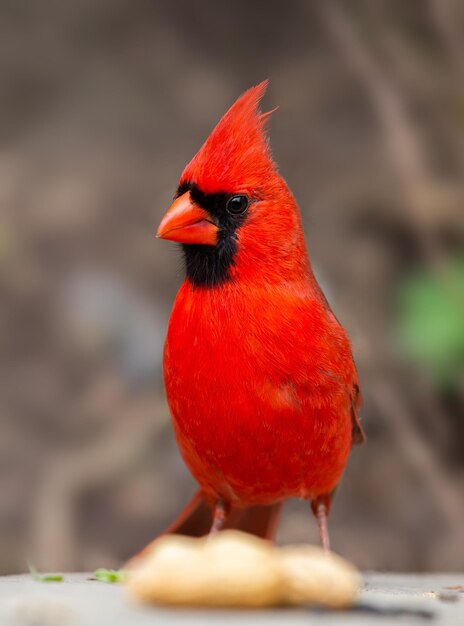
93,568,126,583
40,574,65,582
28,562,64,582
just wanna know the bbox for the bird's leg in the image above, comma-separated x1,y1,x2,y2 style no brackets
310,494,331,553
209,499,229,536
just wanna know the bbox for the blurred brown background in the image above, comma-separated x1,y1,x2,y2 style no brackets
1,0,463,575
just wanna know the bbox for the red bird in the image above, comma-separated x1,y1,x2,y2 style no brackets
137,81,364,559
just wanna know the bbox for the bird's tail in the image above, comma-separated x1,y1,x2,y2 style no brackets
126,490,282,566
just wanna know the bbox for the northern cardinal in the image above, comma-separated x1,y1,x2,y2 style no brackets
135,81,364,561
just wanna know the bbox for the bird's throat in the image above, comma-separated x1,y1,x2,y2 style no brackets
182,236,237,288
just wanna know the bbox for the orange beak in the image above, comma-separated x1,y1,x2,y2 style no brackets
157,192,218,245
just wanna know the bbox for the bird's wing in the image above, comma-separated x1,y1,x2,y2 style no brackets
305,284,366,447
350,381,366,445
294,286,367,447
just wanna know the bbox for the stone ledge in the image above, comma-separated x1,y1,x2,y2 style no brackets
0,573,462,625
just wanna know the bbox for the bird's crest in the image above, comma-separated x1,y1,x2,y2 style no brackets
180,81,277,194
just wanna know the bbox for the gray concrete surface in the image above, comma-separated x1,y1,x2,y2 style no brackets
0,573,463,625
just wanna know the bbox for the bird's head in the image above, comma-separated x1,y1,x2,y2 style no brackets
157,81,309,288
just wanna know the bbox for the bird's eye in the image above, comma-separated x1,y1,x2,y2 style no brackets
226,195,249,215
